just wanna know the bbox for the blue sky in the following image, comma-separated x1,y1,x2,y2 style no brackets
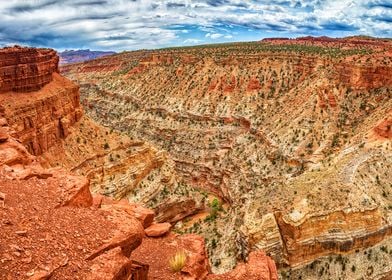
0,0,391,51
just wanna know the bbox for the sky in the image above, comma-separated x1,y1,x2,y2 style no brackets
0,0,391,51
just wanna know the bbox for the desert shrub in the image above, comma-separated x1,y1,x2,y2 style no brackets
169,251,187,272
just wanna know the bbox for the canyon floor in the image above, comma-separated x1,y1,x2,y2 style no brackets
60,36,392,279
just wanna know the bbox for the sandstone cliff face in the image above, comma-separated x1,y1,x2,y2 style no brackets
0,46,81,156
336,63,392,90
373,116,392,139
0,46,58,92
0,73,83,155
277,208,391,266
62,39,392,278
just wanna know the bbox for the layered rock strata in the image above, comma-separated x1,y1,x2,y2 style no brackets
0,46,81,156
0,46,58,92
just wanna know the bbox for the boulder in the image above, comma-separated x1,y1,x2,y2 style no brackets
144,223,171,237
0,127,8,142
180,234,210,280
155,199,199,224
87,207,144,260
117,202,155,228
0,140,34,166
88,248,149,280
87,247,134,280
0,117,8,127
57,175,93,208
207,251,278,280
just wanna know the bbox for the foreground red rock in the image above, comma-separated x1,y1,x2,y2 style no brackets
208,251,278,280
0,172,146,279
145,223,172,237
0,121,147,279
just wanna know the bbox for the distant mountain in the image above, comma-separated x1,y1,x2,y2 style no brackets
59,49,116,65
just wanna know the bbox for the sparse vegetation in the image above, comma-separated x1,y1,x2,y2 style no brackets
169,251,187,273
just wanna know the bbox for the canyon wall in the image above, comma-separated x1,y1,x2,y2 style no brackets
0,46,81,156
277,208,392,266
0,73,83,155
0,46,58,92
336,63,392,90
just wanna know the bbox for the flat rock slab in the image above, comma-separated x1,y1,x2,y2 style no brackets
144,223,171,237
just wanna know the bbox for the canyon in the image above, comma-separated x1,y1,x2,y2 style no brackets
0,46,277,279
61,36,392,279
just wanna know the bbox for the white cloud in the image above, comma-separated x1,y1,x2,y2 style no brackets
183,38,202,44
206,33,223,39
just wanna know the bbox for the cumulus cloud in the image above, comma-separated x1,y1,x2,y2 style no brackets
183,38,203,44
206,33,224,39
0,0,390,51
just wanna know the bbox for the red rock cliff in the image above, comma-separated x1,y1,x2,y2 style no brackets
0,46,82,155
0,46,59,92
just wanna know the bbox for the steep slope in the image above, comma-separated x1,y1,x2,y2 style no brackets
62,37,392,278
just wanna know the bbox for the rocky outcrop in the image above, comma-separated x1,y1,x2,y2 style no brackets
155,198,201,224
0,73,83,155
246,77,261,91
336,63,392,90
276,207,392,267
140,54,174,65
373,116,392,139
144,223,172,237
180,234,211,280
0,46,58,92
208,251,278,280
0,46,82,156
0,116,148,279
